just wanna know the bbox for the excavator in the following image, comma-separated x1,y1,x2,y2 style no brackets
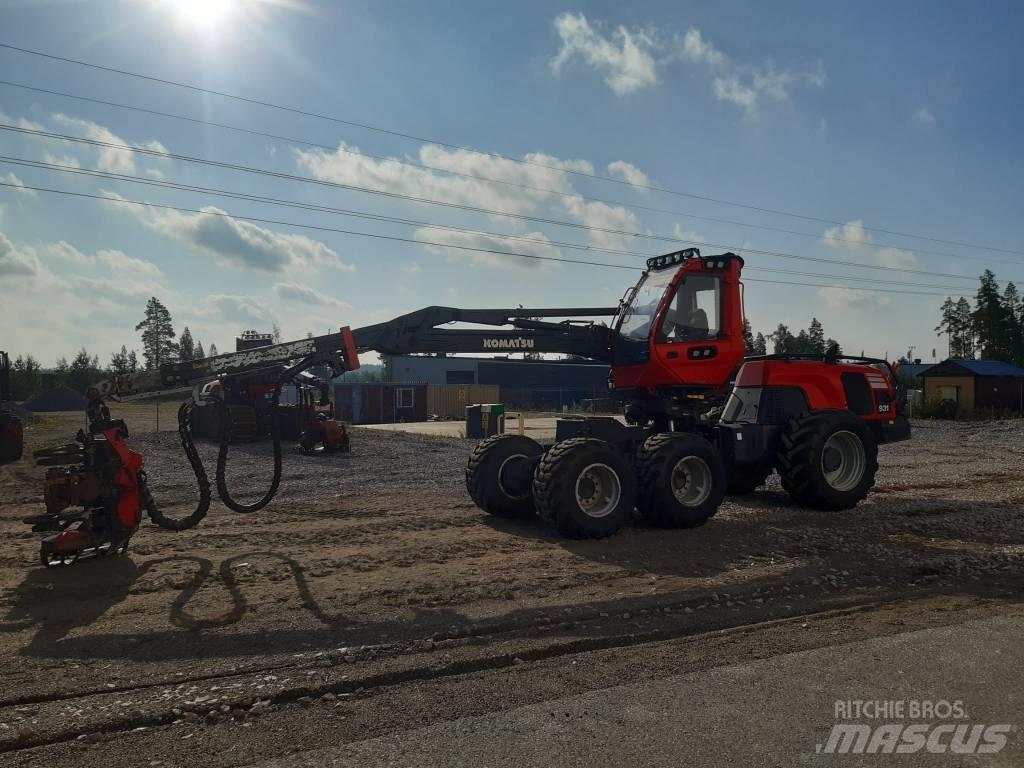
22,248,910,564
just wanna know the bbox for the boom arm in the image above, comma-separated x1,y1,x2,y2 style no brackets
352,306,617,360
91,305,619,400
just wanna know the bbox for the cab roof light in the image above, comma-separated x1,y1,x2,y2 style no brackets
646,247,701,270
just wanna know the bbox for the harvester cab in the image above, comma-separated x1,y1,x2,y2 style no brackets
0,349,24,463
609,248,746,427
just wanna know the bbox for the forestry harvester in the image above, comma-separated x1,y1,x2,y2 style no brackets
22,249,910,564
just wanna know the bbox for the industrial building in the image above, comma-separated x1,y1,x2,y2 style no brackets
920,359,1024,416
383,354,610,411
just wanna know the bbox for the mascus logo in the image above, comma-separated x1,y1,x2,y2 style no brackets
483,338,536,350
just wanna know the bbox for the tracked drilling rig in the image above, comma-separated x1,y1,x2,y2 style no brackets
23,248,910,564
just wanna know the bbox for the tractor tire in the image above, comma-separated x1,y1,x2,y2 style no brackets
727,464,772,495
465,434,544,519
298,431,317,455
532,437,635,539
777,410,878,511
636,433,725,528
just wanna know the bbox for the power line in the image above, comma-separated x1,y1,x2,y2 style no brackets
0,78,988,264
0,154,994,294
0,124,1003,283
0,179,962,298
0,41,1019,258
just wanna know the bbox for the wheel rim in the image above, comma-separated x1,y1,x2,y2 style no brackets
821,430,866,491
670,456,712,506
574,463,621,518
497,454,533,500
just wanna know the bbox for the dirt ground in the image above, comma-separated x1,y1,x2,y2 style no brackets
1,410,1023,766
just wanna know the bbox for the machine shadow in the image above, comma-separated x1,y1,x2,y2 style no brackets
8,489,1021,665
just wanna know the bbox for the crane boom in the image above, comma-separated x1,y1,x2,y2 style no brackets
91,305,619,400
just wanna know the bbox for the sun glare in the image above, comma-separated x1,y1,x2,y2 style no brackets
177,0,235,27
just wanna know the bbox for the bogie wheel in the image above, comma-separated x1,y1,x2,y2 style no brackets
532,438,636,539
466,434,544,519
777,410,878,510
727,464,772,495
636,433,726,528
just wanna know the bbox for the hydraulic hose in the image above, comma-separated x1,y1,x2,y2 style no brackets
142,400,212,530
214,370,287,514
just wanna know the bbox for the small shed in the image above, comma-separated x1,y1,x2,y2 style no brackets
920,359,1024,415
334,383,428,424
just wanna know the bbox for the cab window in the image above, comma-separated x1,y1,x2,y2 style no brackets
658,275,721,342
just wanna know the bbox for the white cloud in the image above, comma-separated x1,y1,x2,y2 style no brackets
607,160,650,188
413,227,560,270
103,191,353,273
44,240,163,276
274,281,352,311
713,76,758,112
0,172,37,197
44,153,82,170
679,28,727,69
876,247,918,269
203,294,278,326
401,261,422,274
551,12,659,95
562,195,641,250
96,249,164,277
821,220,917,269
817,286,890,311
674,27,826,114
0,231,40,276
51,113,138,174
295,142,588,218
914,107,936,127
822,219,871,250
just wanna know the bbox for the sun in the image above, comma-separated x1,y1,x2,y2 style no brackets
176,0,235,27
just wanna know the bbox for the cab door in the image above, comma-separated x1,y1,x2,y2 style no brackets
651,273,727,387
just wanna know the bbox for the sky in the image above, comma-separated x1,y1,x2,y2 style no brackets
1,0,1023,365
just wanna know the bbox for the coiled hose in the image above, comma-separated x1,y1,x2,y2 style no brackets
142,400,212,530
214,372,287,514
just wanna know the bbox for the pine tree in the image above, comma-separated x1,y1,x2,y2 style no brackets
742,318,755,354
194,340,205,360
972,271,1007,359
179,326,195,362
807,317,826,355
208,342,219,357
135,297,178,369
127,349,139,372
771,323,794,354
110,345,130,376
826,338,841,355
752,332,767,356
935,297,956,358
69,347,99,392
795,329,811,354
10,355,41,399
954,297,974,358
1002,282,1022,365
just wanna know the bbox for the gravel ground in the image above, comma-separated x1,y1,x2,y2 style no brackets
0,418,1022,767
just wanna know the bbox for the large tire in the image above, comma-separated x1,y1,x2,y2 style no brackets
727,464,772,495
532,438,635,539
777,410,878,511
636,433,725,528
466,434,543,519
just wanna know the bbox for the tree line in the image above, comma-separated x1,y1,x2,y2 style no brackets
743,317,841,356
7,296,219,400
935,270,1024,363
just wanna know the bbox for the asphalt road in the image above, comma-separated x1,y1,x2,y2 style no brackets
254,614,1024,768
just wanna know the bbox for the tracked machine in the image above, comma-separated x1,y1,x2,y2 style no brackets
22,248,909,564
